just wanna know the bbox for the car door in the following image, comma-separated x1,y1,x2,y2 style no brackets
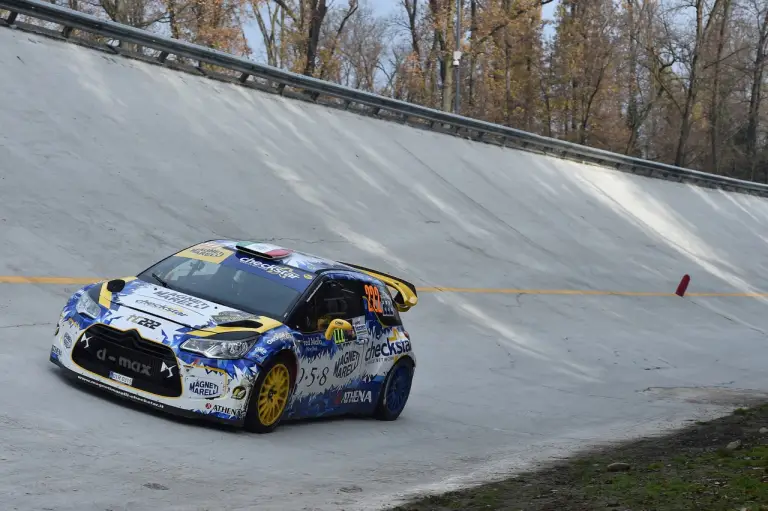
283,273,369,419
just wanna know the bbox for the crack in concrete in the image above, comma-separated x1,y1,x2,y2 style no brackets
0,321,54,329
688,299,768,337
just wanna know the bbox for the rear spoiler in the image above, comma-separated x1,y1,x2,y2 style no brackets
338,261,418,312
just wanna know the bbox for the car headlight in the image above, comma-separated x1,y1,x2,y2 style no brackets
180,334,259,359
76,289,102,319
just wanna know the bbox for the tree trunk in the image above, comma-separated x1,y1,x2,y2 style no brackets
303,0,328,76
708,0,731,174
468,0,476,109
674,0,721,167
625,0,639,155
747,8,768,181
441,0,455,112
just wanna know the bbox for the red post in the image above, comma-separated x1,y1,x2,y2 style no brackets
675,274,691,297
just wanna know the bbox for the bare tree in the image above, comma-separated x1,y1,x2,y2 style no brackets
336,2,387,90
742,0,768,180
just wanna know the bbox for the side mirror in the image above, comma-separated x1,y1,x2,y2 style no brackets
324,318,354,343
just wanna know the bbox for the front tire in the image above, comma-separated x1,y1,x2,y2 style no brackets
373,357,414,421
243,354,294,433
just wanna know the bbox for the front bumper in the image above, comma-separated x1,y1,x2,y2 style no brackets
50,354,246,426
50,316,257,428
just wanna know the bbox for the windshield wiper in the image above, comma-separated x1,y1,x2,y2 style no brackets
151,272,169,288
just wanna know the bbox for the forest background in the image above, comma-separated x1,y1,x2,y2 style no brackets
26,0,768,183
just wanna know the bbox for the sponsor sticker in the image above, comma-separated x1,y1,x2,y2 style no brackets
153,290,210,310
204,402,244,418
239,257,301,279
188,379,220,397
341,390,371,404
300,336,325,347
266,331,294,345
62,333,73,348
380,288,395,317
334,350,361,378
135,299,187,317
97,347,152,376
109,371,133,386
125,314,161,330
176,242,233,264
184,364,226,397
351,317,368,339
77,375,164,409
50,345,62,359
365,338,412,364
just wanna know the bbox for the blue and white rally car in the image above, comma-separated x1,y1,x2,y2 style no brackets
50,240,418,433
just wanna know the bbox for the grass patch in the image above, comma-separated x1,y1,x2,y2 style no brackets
392,403,768,510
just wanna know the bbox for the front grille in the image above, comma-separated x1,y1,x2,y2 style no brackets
71,324,182,397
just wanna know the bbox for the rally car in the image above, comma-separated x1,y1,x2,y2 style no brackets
49,240,418,433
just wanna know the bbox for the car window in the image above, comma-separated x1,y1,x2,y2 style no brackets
290,278,366,333
166,258,218,280
137,255,302,320
374,283,402,326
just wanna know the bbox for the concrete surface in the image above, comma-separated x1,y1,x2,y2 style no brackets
2,24,768,511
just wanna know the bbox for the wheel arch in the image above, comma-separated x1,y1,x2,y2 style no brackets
374,354,415,401
268,348,299,388
395,353,416,369
372,353,416,420
242,347,298,433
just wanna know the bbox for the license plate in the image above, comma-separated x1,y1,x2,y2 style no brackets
109,371,133,386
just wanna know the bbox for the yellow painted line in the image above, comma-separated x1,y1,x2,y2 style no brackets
415,287,675,296
1,276,768,298
0,276,102,284
415,287,768,298
687,292,768,297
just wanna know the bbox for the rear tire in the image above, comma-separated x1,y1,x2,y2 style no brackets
243,354,294,433
373,357,414,421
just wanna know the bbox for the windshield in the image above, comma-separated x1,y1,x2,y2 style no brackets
137,255,310,320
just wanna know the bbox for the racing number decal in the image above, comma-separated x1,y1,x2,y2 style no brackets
364,284,384,314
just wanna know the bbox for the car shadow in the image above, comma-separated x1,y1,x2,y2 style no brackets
49,366,375,434
50,366,242,434
280,414,373,430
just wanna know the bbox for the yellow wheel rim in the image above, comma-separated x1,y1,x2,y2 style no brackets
257,363,290,426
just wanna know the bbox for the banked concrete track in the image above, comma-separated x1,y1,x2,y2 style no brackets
3,24,768,511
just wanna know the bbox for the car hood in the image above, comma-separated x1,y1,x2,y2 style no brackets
104,278,281,333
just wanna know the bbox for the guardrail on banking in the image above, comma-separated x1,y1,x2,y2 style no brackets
2,0,768,197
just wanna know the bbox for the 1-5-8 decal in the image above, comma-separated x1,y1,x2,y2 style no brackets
297,366,329,388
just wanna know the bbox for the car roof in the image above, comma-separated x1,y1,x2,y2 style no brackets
172,239,420,313
209,239,356,275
